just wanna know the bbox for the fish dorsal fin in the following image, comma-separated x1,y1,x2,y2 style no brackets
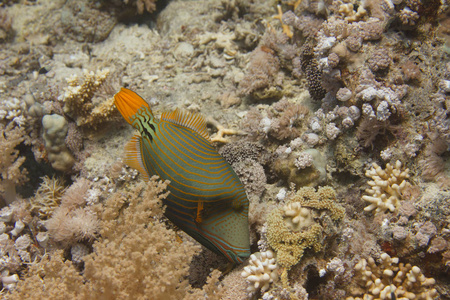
123,134,150,181
114,88,152,125
161,108,210,141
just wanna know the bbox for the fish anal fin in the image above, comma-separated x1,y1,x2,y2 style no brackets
161,108,210,141
123,134,150,181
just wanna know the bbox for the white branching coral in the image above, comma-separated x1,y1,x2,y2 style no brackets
362,160,410,213
241,250,278,293
346,253,437,300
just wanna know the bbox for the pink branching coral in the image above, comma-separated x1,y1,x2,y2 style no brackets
45,178,98,247
238,44,281,96
238,29,297,99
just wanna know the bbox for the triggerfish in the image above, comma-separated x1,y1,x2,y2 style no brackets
114,88,250,264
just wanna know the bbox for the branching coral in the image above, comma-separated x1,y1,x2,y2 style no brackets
30,176,67,219
0,123,28,205
346,253,437,300
60,69,120,128
124,0,158,14
362,161,410,214
44,178,98,247
266,186,345,269
10,178,225,300
283,202,315,232
241,249,279,294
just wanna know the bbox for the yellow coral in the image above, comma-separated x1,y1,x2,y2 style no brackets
61,69,119,128
266,186,345,269
362,160,410,214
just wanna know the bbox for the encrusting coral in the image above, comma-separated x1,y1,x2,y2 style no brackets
346,252,437,300
362,161,410,214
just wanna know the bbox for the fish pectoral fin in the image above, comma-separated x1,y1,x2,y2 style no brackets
231,199,244,211
124,134,150,181
195,201,204,224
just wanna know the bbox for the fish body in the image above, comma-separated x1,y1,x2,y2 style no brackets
114,88,250,264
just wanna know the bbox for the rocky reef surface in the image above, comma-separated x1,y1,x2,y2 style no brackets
0,0,449,299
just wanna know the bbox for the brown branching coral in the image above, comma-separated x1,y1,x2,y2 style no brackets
30,176,67,219
61,69,120,129
10,178,224,300
44,178,98,247
356,117,400,149
0,123,28,205
124,0,158,14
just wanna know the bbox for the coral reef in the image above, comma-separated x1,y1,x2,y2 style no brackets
0,0,449,298
9,178,224,299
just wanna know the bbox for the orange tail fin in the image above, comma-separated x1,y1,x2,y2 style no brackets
114,88,152,125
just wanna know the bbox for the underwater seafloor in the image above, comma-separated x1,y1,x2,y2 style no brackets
0,0,450,299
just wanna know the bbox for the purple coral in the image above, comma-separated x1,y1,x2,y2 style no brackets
367,49,390,72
